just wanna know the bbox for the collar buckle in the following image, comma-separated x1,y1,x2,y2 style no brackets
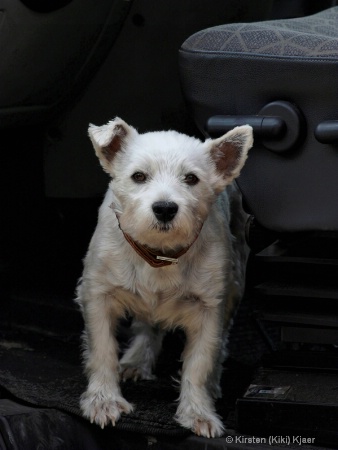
156,255,179,264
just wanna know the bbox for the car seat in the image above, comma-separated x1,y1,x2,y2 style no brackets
179,6,338,233
179,8,338,445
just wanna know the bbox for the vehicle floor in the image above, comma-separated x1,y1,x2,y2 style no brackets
0,268,329,449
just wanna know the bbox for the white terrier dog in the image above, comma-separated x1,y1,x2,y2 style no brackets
76,117,253,438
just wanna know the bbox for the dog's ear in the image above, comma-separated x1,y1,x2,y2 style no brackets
209,125,253,189
88,117,136,173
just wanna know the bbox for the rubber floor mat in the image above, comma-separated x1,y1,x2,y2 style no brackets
0,330,252,438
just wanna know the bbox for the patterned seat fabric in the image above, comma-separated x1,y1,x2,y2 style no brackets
182,7,338,58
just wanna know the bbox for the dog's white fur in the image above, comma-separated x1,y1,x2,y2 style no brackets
76,118,253,438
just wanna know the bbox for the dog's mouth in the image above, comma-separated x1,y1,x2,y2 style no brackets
151,222,172,233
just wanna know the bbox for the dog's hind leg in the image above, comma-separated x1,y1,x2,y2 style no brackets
120,320,164,381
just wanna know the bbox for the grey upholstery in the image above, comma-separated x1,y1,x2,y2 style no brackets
179,7,338,233
182,7,338,58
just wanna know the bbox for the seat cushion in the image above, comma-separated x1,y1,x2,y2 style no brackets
181,7,338,58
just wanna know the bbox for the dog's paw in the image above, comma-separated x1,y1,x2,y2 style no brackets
80,391,133,428
120,360,156,381
193,415,225,438
176,411,225,438
120,365,156,382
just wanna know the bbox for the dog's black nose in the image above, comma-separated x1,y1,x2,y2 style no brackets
152,201,178,223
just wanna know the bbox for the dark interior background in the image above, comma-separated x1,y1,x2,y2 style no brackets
0,1,336,448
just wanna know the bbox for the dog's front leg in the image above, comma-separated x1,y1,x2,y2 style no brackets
79,291,133,428
176,306,225,438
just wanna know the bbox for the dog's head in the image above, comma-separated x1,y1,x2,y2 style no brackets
89,117,253,251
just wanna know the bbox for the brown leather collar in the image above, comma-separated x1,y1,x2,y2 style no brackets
115,213,202,268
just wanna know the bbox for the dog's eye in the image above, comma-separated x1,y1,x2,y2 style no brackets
184,173,199,186
132,172,147,183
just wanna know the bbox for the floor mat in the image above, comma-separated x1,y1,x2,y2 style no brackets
0,329,253,438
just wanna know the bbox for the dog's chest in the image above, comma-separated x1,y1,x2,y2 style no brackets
114,263,190,321
135,264,184,302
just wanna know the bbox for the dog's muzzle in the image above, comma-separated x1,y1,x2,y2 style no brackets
114,207,203,268
152,201,178,223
